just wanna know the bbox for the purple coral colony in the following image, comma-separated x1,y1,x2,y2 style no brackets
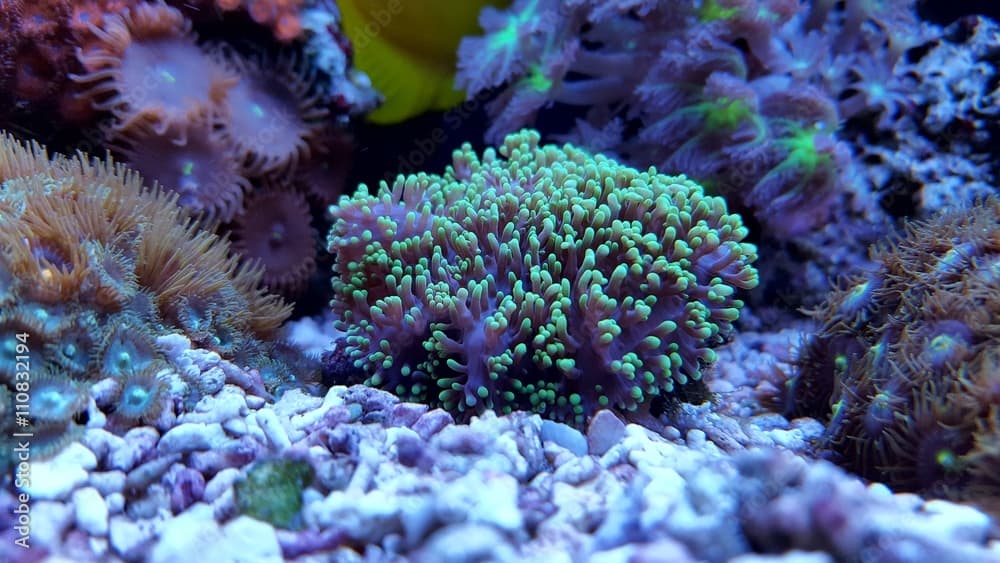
0,0,998,560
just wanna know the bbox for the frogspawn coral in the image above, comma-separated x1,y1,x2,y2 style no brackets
327,129,758,426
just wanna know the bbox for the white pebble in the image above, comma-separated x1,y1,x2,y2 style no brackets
437,471,523,532
89,536,109,558
88,471,126,496
245,395,266,409
150,504,221,563
767,428,804,449
322,386,347,408
204,468,242,503
218,516,282,562
182,387,248,425
86,398,107,429
109,515,157,560
28,501,73,550
108,427,159,472
212,487,238,521
222,418,248,436
922,499,993,542
686,429,707,449
73,487,109,536
156,333,192,358
198,366,226,395
255,409,292,451
273,388,323,417
157,423,229,454
106,493,125,515
82,429,125,466
24,443,96,500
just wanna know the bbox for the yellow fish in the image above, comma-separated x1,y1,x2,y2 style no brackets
338,0,509,124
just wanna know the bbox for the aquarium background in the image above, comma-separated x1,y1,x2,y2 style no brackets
1,1,1000,562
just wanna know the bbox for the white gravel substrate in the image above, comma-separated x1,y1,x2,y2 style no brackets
2,330,998,563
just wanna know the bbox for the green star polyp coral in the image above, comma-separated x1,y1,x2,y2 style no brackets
327,129,758,425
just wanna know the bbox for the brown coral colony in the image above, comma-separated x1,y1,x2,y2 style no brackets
232,189,318,295
0,131,293,456
789,198,1000,512
73,2,236,138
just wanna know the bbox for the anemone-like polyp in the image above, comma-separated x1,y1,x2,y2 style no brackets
73,2,237,140
30,370,89,424
835,272,881,324
28,420,86,461
203,317,245,356
920,320,975,369
174,292,221,338
47,313,101,378
0,310,51,384
231,189,318,295
112,119,250,222
113,364,169,422
100,317,162,378
863,387,900,438
85,241,140,311
213,47,327,175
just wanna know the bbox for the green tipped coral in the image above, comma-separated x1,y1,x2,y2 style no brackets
327,129,758,425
